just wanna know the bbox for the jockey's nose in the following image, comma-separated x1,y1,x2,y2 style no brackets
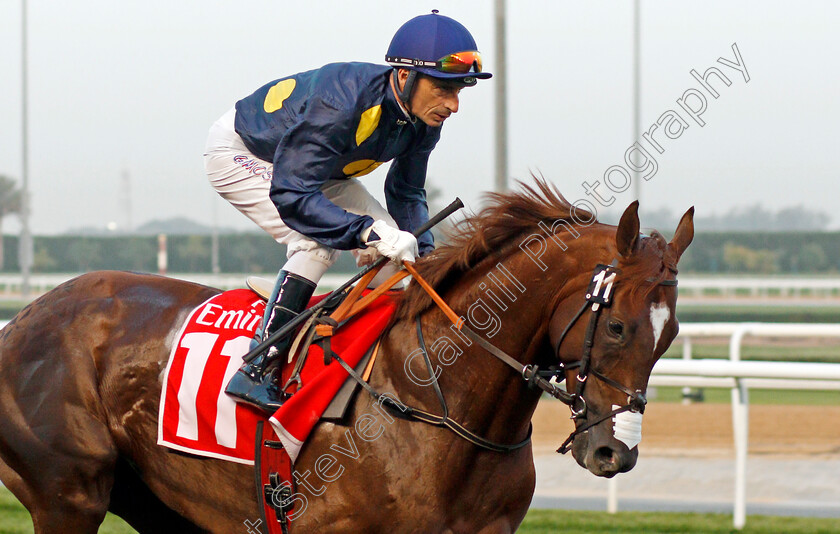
446,93,460,114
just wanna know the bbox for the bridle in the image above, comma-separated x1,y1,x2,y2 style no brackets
458,261,676,454
549,261,677,453
327,260,678,454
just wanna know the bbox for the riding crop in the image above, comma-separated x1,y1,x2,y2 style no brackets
241,197,465,363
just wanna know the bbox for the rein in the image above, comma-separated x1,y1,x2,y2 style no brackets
321,262,531,453
324,259,677,455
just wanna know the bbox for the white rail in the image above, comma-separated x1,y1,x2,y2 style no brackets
653,358,840,380
635,323,840,529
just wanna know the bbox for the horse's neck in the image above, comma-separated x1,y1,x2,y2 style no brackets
387,250,579,446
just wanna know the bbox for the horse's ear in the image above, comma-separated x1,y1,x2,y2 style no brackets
668,206,695,263
616,201,640,258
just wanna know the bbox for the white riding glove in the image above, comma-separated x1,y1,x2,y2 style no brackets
362,220,418,264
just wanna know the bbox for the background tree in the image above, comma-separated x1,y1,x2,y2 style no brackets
226,236,261,273
0,175,23,269
67,239,104,271
722,243,778,273
32,244,57,273
114,237,157,272
792,242,829,273
176,235,210,272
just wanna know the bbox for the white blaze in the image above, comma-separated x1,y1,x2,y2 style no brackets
613,405,643,449
649,302,670,352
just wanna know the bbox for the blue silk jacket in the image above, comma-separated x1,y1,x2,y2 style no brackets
234,62,439,254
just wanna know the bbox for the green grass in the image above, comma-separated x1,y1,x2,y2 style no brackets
676,303,840,324
0,486,135,533
0,488,30,534
519,509,840,533
3,486,839,533
648,386,840,406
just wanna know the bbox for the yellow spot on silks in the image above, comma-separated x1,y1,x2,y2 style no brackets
263,79,296,113
355,105,382,145
342,159,384,177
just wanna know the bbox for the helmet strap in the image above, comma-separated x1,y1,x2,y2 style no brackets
393,68,418,121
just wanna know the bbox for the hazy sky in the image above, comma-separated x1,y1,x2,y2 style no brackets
0,1,838,235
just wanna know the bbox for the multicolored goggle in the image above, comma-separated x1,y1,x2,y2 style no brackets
386,50,483,75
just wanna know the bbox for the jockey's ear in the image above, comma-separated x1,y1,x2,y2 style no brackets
396,68,410,89
616,200,640,258
667,206,695,264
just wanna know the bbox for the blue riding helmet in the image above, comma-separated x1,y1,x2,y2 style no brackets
387,10,491,105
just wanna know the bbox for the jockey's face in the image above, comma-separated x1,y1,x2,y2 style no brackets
396,70,463,128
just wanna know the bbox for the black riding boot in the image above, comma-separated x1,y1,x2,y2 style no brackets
225,271,316,413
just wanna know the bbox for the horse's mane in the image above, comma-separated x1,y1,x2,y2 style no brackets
395,177,595,321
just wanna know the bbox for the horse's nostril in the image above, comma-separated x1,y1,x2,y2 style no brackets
594,446,619,470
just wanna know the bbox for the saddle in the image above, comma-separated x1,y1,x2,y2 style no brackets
245,276,391,420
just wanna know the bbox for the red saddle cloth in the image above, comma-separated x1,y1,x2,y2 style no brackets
158,288,396,464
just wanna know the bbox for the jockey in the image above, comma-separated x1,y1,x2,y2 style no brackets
204,11,491,413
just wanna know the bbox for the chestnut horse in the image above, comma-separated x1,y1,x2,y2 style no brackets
0,181,693,533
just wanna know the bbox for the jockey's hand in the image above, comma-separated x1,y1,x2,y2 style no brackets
362,220,418,264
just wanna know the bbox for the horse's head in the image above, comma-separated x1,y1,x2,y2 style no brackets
548,201,694,477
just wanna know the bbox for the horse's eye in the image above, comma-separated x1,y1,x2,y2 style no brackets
608,321,624,337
